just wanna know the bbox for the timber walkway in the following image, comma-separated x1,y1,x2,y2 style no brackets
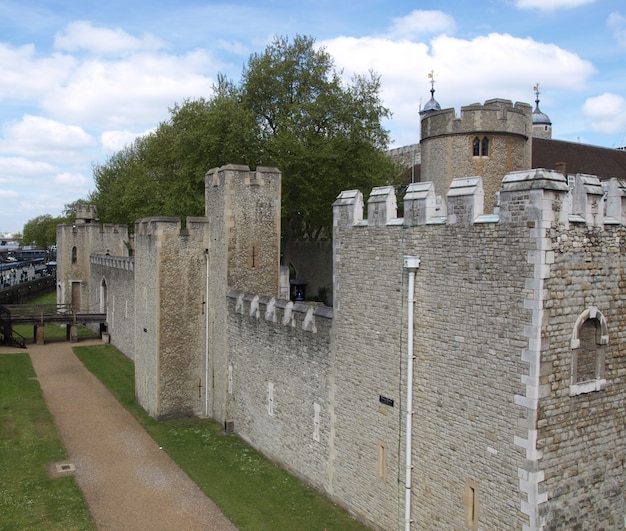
0,303,106,348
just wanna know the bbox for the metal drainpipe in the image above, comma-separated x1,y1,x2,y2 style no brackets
204,248,210,417
403,256,420,531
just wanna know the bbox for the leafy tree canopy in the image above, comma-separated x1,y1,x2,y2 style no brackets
89,35,400,237
21,214,60,249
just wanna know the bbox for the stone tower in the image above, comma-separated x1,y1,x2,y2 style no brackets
133,216,210,419
56,205,128,312
204,164,282,421
420,98,533,213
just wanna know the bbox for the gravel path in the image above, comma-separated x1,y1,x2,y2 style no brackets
26,339,237,531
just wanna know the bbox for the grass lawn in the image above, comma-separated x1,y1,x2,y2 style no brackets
0,353,95,530
75,344,369,531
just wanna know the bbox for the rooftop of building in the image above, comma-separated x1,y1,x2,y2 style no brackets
532,137,626,180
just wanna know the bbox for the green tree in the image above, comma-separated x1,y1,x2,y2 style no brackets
21,215,60,249
62,199,91,220
89,35,398,236
242,35,396,238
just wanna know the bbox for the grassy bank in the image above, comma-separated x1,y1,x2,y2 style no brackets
0,353,95,530
75,344,368,531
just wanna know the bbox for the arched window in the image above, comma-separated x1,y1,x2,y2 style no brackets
481,137,489,156
570,306,608,396
472,137,480,156
71,246,77,263
472,137,489,157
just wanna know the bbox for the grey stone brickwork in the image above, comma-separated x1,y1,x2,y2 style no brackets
225,291,333,492
56,212,128,312
133,216,210,419
56,144,626,529
89,254,135,357
387,143,421,168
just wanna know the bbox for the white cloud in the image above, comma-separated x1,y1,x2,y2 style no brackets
0,43,75,100
387,10,456,39
0,115,95,157
41,50,217,128
54,21,165,55
101,129,152,153
54,171,90,187
0,156,57,176
324,32,595,146
0,188,19,198
607,12,626,46
515,0,595,11
582,93,626,134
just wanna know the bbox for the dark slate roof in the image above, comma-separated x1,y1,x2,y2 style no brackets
532,137,626,181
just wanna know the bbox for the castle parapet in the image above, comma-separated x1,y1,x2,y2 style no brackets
499,169,570,224
571,174,604,226
420,99,532,140
229,289,332,333
446,177,484,224
91,254,134,271
367,186,397,226
604,179,626,225
404,182,440,225
333,189,364,228
334,169,625,229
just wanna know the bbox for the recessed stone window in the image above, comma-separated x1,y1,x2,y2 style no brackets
472,136,489,157
248,240,261,269
267,382,274,416
570,306,608,396
463,479,479,530
71,246,77,263
376,441,387,481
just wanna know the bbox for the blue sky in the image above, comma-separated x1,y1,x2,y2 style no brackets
1,0,625,235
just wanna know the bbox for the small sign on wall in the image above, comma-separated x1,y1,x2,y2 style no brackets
379,395,394,407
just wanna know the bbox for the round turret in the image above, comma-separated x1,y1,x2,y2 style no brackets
420,98,533,213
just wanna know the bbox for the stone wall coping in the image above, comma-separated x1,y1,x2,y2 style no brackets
90,253,134,271
334,171,626,228
227,289,333,333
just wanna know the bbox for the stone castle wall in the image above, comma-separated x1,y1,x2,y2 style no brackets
56,221,128,311
326,171,626,529
63,161,626,529
225,292,333,492
204,165,282,421
89,254,135,357
133,216,210,419
536,226,626,529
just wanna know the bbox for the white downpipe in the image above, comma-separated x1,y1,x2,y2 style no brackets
403,256,420,531
204,248,210,417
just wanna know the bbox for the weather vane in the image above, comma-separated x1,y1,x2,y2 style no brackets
428,70,436,96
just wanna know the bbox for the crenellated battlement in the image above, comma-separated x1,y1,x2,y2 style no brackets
421,98,532,140
228,289,332,334
205,164,281,190
91,253,134,271
334,169,626,229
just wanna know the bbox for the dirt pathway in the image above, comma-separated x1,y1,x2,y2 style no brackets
27,340,237,531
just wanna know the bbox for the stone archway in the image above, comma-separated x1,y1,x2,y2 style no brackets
100,277,108,315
